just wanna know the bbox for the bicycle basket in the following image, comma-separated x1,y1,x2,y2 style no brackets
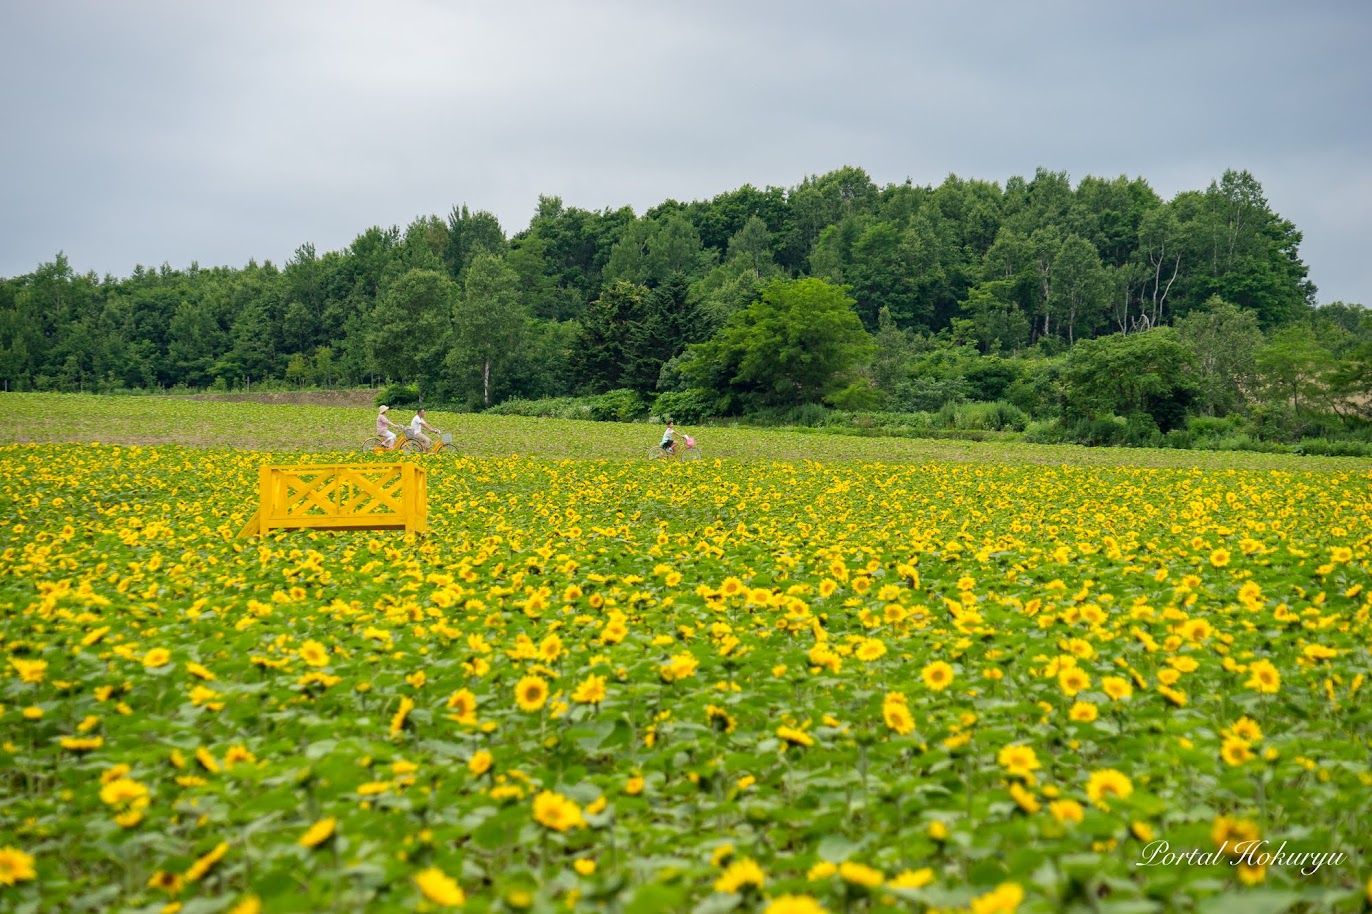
684,435,695,447
441,433,453,445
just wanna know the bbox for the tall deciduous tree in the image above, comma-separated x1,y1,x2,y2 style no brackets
367,269,456,391
447,253,524,407
1173,295,1263,415
1050,234,1110,344
1255,325,1331,412
445,206,506,280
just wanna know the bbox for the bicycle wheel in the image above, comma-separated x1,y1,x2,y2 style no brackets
362,437,385,453
647,446,667,460
400,438,425,454
681,447,702,461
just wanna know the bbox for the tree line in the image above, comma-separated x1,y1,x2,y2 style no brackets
1,165,1367,446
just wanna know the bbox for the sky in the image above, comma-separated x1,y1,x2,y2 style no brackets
1,0,1369,305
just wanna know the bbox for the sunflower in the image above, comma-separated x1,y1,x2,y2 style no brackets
856,638,887,662
1245,660,1281,694
1069,701,1098,722
532,790,584,832
922,661,954,691
969,882,1024,914
1227,716,1264,742
1220,737,1254,766
764,896,829,914
446,688,478,724
1211,815,1260,853
777,725,815,748
1049,799,1084,824
184,841,229,883
706,704,737,734
997,743,1040,778
298,817,336,849
838,861,883,888
571,674,607,705
142,648,172,668
515,675,549,711
0,847,37,886
714,858,766,894
388,696,415,737
1101,676,1133,701
1058,667,1090,696
1085,769,1133,807
1009,782,1040,814
882,693,915,735
298,640,329,667
414,867,466,907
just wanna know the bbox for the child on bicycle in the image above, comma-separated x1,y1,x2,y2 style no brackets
376,405,403,448
660,421,680,455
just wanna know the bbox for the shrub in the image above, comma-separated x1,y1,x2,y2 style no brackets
652,389,715,425
948,401,1028,432
1022,419,1068,444
588,389,647,423
485,397,592,420
1296,438,1372,457
376,383,422,408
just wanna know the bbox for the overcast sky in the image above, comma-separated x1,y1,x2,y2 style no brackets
2,0,1369,304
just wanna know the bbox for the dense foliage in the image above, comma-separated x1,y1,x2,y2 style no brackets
1,167,1368,447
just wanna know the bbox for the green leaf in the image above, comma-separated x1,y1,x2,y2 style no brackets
1197,890,1302,914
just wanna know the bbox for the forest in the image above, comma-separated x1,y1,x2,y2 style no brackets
1,165,1369,452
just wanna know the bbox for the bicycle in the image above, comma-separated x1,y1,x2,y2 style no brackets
362,430,425,455
647,436,701,461
418,432,458,456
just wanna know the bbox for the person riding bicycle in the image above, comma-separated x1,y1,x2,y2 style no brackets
660,421,680,456
376,405,403,449
408,408,441,451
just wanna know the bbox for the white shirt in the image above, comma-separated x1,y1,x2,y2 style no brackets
409,415,428,434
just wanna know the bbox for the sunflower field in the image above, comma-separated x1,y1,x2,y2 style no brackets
1,434,1370,914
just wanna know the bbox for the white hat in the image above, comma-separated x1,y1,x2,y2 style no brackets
379,405,389,413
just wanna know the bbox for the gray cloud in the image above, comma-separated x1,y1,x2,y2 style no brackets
1,0,1368,303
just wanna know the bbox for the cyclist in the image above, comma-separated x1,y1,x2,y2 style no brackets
408,408,441,451
659,421,680,456
376,405,403,449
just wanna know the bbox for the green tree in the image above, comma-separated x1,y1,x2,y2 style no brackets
622,276,704,394
367,269,456,391
1328,341,1372,420
445,206,506,279
1173,295,1263,415
871,306,918,402
446,253,524,407
685,278,873,411
959,280,1030,354
604,213,714,288
167,299,227,387
572,281,649,393
1050,234,1110,343
1062,328,1196,430
725,216,774,278
227,294,281,384
1255,325,1331,412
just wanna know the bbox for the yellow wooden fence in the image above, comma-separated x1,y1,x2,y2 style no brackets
237,463,427,538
